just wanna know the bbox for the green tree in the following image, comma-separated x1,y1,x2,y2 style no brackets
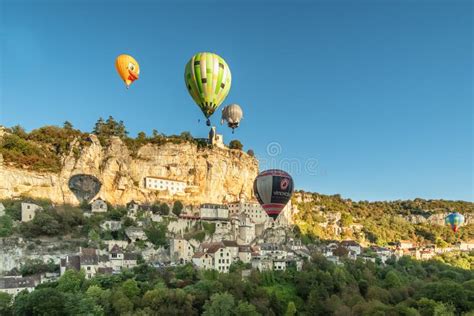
121,279,140,299
57,269,85,293
235,301,259,316
0,215,13,237
0,292,12,316
229,140,243,150
13,288,65,316
285,301,297,316
203,292,235,316
173,201,184,217
417,298,455,316
63,121,73,130
384,270,403,288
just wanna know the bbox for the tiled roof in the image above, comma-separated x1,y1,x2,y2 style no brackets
110,244,124,254
0,277,36,289
61,255,80,271
80,254,98,265
222,240,238,247
192,252,205,258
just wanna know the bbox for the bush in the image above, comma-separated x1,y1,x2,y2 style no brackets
229,140,243,150
172,201,184,217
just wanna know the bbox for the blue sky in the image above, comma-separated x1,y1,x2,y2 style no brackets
1,0,472,201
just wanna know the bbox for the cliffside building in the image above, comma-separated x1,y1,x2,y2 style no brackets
209,127,225,149
144,177,187,195
21,202,42,222
91,199,107,213
200,204,229,220
227,201,268,224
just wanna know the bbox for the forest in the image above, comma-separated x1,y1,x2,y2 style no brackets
1,253,473,316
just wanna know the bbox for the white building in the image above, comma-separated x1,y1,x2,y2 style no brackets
200,204,229,220
227,201,268,224
0,203,5,216
91,199,107,213
340,240,362,255
209,127,225,149
144,177,186,195
192,242,234,273
21,202,42,222
457,240,474,251
100,220,122,231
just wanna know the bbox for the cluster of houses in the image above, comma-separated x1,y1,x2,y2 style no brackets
1,196,473,296
60,244,139,279
320,239,474,265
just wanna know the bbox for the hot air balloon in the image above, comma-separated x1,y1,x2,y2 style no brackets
184,52,232,126
115,54,140,88
445,212,465,232
221,104,243,133
253,169,294,220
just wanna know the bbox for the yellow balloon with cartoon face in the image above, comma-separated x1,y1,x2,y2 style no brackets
115,54,140,88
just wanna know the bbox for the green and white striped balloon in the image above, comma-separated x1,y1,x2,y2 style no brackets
184,52,232,119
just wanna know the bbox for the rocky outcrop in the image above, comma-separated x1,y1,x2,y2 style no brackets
0,135,259,206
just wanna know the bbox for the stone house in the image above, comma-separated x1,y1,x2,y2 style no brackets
170,239,194,264
100,220,122,231
238,246,252,263
125,227,147,242
457,240,474,251
397,240,414,249
193,242,233,273
21,202,42,222
0,276,38,296
200,204,229,220
91,199,107,213
340,240,362,255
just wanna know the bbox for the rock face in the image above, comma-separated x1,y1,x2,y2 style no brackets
0,135,259,206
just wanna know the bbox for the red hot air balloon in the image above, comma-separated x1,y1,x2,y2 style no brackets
253,169,294,220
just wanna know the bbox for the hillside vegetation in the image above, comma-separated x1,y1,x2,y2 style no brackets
0,118,244,173
293,192,474,246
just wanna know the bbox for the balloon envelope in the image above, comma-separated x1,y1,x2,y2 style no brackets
221,104,243,131
445,212,465,232
184,52,232,121
115,54,140,88
253,169,294,220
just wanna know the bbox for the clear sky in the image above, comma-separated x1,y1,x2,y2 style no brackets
1,0,472,202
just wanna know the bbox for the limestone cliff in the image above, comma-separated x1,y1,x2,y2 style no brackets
0,135,259,206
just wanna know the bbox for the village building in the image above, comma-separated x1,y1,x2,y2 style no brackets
125,227,147,242
91,198,107,213
200,204,229,220
397,240,414,249
0,276,38,296
21,202,42,222
457,240,474,251
0,203,5,216
340,240,362,255
170,238,194,264
104,240,129,252
208,126,225,149
100,220,122,231
144,177,186,195
193,242,233,273
227,201,268,224
238,246,253,263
